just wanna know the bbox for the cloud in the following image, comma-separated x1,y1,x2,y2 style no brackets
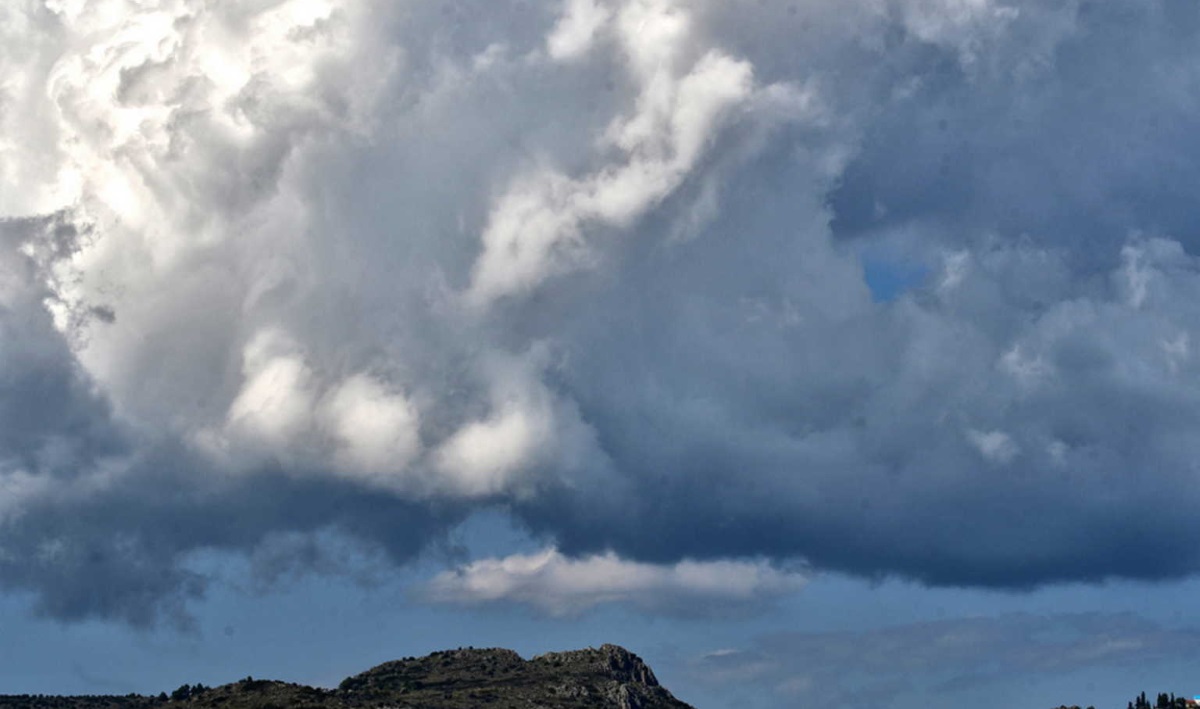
423,547,806,617
465,0,763,305
4,0,1200,623
546,0,612,61
689,612,1200,707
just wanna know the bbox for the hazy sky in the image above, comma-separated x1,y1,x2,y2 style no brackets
4,1,1200,707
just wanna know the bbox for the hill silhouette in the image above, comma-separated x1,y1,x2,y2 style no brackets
0,644,694,709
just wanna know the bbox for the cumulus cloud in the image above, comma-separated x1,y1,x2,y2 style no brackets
4,0,1200,623
424,547,806,616
465,0,762,305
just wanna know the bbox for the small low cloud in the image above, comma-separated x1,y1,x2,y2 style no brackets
423,547,806,617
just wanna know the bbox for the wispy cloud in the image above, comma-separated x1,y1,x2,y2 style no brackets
690,612,1200,707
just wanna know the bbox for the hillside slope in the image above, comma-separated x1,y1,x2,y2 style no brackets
0,644,694,709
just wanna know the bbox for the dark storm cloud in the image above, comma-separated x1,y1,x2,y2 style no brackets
5,0,1200,623
827,0,1200,261
502,0,1200,587
0,214,125,474
1,448,466,626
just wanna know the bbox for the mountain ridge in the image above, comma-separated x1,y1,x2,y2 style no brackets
0,644,694,709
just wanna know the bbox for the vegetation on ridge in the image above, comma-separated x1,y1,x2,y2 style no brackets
0,644,692,709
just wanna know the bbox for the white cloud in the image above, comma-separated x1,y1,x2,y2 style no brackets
546,0,613,61
226,332,319,452
0,470,54,524
321,373,422,485
7,0,1200,623
998,344,1052,389
464,0,766,305
967,429,1020,465
425,547,806,616
432,349,601,498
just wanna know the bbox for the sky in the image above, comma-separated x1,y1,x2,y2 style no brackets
3,0,1200,707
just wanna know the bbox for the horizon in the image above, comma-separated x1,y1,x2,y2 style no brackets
5,1,1200,708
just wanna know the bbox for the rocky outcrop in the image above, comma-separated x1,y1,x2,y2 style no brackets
528,645,672,709
533,645,660,687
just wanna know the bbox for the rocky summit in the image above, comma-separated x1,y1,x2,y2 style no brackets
0,644,695,709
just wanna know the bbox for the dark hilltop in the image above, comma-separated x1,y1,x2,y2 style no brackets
0,644,693,709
